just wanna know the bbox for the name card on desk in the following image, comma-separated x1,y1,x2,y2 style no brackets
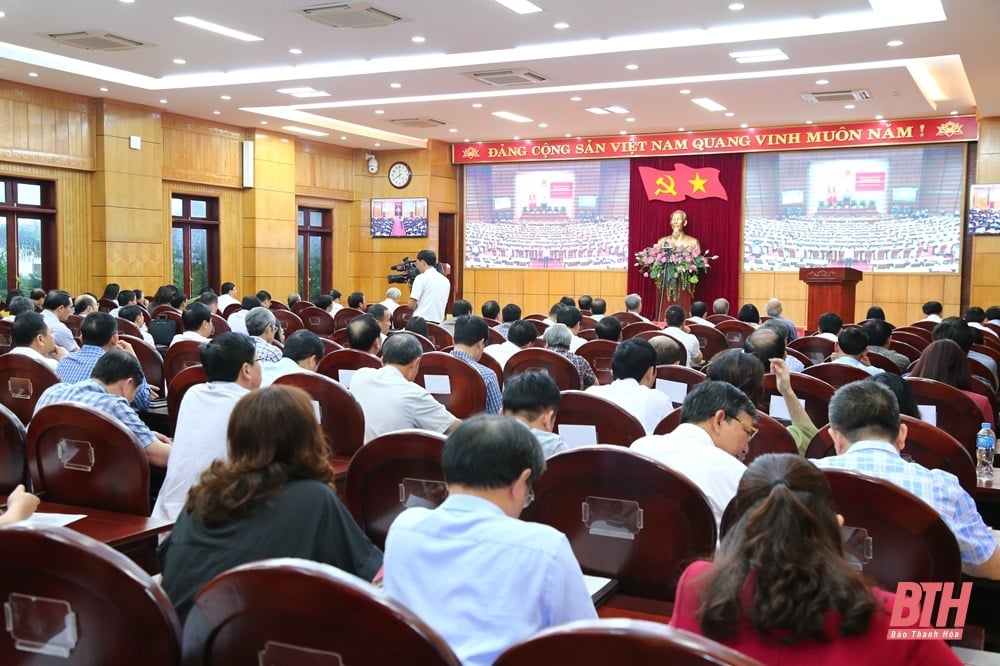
655,379,687,405
558,424,599,448
337,369,356,388
424,374,452,394
311,400,322,423
918,404,937,426
769,395,805,421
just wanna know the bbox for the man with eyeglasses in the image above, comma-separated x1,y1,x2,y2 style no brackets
383,414,596,666
630,380,757,528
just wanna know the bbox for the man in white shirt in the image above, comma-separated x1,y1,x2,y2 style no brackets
556,306,588,352
662,305,703,367
170,302,213,346
815,311,842,342
152,333,262,522
216,282,239,313
631,380,756,527
8,312,65,370
380,287,402,315
920,300,943,323
408,249,450,323
965,306,999,340
484,320,537,370
349,333,460,442
831,328,883,375
687,301,715,327
624,293,649,322
41,290,79,353
502,371,569,458
586,338,674,434
260,329,325,387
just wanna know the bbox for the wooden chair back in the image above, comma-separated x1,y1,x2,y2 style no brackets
788,336,835,365
0,354,60,426
273,308,304,337
391,305,414,331
0,402,28,490
120,334,166,396
890,330,930,351
653,411,796,464
866,351,901,374
269,300,289,311
908,320,938,332
522,446,716,601
783,347,814,368
611,311,643,325
275,372,365,459
893,325,933,343
554,391,646,447
887,338,922,363
163,339,204,387
98,297,118,312
220,302,242,318
621,322,661,339
760,372,834,427
0,525,181,665
115,316,144,339
182,558,460,666
317,348,382,387
579,315,598,331
0,320,11,355
715,320,756,349
27,403,150,515
298,306,336,336
576,339,618,385
523,319,549,336
802,361,872,388
706,314,736,324
654,365,706,409
494,619,762,666
167,365,208,431
687,324,728,363
209,313,230,336
477,352,504,391
320,337,343,356
486,327,506,346
414,352,487,419
424,322,454,350
65,313,84,345
291,300,311,314
345,429,447,550
904,377,984,458
505,348,581,391
333,307,366,331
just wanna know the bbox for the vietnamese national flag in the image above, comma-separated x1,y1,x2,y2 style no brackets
638,164,728,203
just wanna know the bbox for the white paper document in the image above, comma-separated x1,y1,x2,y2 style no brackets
21,513,86,528
558,424,599,448
423,374,452,394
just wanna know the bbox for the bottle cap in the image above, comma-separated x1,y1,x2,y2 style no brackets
982,423,991,429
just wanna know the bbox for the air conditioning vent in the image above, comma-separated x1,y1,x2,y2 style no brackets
389,117,448,128
467,69,548,87
46,30,148,51
801,89,872,103
296,2,409,28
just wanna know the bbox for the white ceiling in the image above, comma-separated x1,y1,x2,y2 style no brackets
0,0,995,151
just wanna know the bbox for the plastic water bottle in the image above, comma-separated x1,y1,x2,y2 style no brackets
976,422,995,483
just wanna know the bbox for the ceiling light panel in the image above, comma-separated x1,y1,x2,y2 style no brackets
691,97,727,111
491,0,543,14
492,110,533,123
173,16,263,41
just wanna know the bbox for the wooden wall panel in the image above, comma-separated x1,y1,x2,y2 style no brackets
162,115,242,188
0,81,93,171
972,117,1000,310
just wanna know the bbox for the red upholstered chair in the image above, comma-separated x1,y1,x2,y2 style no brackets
788,336,835,365
805,416,976,494
715,319,756,349
818,469,962,590
163,339,204,388
269,300,289,311
391,305,414,331
208,313,230,336
0,353,60,426
272,308,304,337
760,372,834,427
65,313,84,345
316,348,382,387
115,316,144,339
333,307,366,331
654,410,795,464
151,304,177,319
0,525,181,665
221,303,242,318
274,373,364,482
505,348,581,391
414,352,487,419
908,320,938,333
482,317,500,327
521,446,716,609
866,351,902,374
579,315,598,331
0,320,12,355
621,322,661,339
182,558,460,666
687,324,728,363
893,325,933,344
802,361,872,388
554,390,646,447
632,330,666,342
486,327,506,346
611,312,643,325
291,300,311,314
387,329,437,353
494,619,762,666
904,377,983,458
298,306,336,336
345,429,447,550
653,408,681,435
27,403,151,515
120,334,166,396
477,351,504,390
0,402,28,490
320,337,343,356
783,347,814,368
890,330,929,351
654,364,706,408
167,365,208,431
706,314,736,324
577,340,618,385
424,322,454,349
887,338,922,364
98,297,118,312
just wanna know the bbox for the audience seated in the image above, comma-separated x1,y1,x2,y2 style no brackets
816,312,842,342
812,381,1000,579
933,316,998,385
863,319,909,372
631,381,755,526
484,319,539,370
153,333,261,522
450,316,503,414
119,304,155,345
245,307,282,363
350,333,460,442
921,300,943,323
586,338,673,434
866,305,886,320
555,306,588,352
736,304,760,328
502,371,568,458
379,287,401,315
670,453,960,665
965,306,998,340
440,299,473,337
8,311,64,370
261,329,325,386
663,305,703,367
226,296,261,336
347,314,383,356
910,339,994,427
831,328,883,375
649,334,684,365
493,303,521,339
171,301,213,346
216,282,239,312
383,414,596,666
405,315,430,338
542,323,597,390
714,298,731,315
590,297,607,320
624,293,647,321
41,289,79,353
158,384,382,621
764,298,798,340
688,300,714,327
594,316,622,342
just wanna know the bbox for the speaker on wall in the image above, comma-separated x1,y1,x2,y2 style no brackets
242,140,254,188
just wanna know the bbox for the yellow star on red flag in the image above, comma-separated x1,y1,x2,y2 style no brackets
688,172,708,193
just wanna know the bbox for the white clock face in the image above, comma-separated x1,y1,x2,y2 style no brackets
389,162,411,188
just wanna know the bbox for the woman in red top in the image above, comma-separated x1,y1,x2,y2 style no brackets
670,454,960,665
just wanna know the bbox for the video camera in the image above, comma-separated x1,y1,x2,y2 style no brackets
387,257,418,285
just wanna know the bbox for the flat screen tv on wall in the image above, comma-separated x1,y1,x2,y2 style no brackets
371,197,429,237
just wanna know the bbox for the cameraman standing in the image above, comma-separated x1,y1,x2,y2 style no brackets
408,249,450,324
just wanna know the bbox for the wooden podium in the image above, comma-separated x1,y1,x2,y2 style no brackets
798,267,863,327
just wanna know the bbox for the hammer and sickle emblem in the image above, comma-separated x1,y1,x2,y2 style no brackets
654,175,677,197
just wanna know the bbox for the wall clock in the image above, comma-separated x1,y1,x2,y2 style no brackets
388,161,412,189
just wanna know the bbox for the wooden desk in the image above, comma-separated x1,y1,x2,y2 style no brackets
25,501,172,574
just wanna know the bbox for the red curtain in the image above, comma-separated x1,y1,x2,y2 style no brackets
628,154,744,320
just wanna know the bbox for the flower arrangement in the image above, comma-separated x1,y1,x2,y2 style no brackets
635,243,717,300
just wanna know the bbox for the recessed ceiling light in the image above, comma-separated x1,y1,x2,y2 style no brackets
538,122,548,128
0,10,5,16
625,64,638,70
887,40,903,47
212,110,221,115
565,133,572,138
277,86,330,98
815,79,829,85
374,109,385,114
679,89,691,95
724,112,735,117
411,36,425,43
220,95,231,100
740,123,749,128
729,2,745,10
875,114,884,120
584,107,611,115
729,48,788,64
27,72,38,77
513,136,520,140
289,48,302,55
692,97,726,112
374,143,381,147
99,87,109,92
260,120,268,125
159,99,168,104
449,128,458,133
491,0,542,14
389,82,402,89
570,96,582,102
173,58,186,65
844,103,856,109
678,127,685,132
340,136,348,141
554,22,569,30
493,110,533,123
119,0,134,3
472,103,483,108
950,110,959,115
464,138,471,142
605,105,629,114
626,117,635,122
806,120,813,124
173,16,263,41
619,130,627,135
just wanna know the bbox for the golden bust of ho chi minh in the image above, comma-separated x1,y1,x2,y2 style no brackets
656,209,701,253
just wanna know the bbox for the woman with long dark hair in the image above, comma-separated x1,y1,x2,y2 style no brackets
670,454,959,664
911,339,994,426
159,384,382,620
